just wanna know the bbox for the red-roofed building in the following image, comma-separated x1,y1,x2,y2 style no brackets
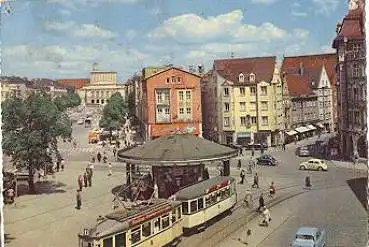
56,78,89,90
332,0,367,159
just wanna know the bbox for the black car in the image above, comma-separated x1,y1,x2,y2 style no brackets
256,154,278,166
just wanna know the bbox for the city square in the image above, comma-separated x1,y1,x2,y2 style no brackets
1,0,368,246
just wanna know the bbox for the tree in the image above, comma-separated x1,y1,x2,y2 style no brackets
53,88,81,112
66,87,81,107
2,91,72,193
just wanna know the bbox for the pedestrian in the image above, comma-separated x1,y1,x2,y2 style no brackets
76,190,82,210
113,147,117,157
252,172,259,188
305,173,311,188
56,161,60,172
78,174,83,191
237,159,242,169
240,169,245,184
91,157,96,163
97,152,102,163
257,193,265,212
103,155,108,164
83,171,88,187
251,148,255,157
61,159,65,171
282,143,286,151
261,144,265,154
269,181,276,197
108,163,112,176
239,147,243,157
261,206,271,227
238,229,252,245
87,164,94,187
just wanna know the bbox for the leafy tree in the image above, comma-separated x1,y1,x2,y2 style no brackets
66,87,81,107
2,91,72,193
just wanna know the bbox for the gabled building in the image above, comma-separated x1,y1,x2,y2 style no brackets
204,56,284,147
139,66,202,140
332,0,366,158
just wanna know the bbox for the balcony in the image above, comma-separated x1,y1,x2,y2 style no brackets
156,99,170,105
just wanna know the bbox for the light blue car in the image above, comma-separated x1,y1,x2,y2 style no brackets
292,227,326,247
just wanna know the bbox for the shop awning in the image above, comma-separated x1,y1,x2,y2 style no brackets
315,123,325,128
306,124,317,131
295,126,310,133
285,130,298,136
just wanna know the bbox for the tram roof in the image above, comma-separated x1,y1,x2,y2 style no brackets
175,176,235,200
81,199,181,239
117,134,238,165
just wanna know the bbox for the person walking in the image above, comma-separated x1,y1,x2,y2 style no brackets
76,190,82,210
239,147,243,157
108,163,112,176
261,206,271,227
83,171,88,187
113,147,117,157
305,173,311,189
97,152,102,163
61,159,65,171
269,181,276,197
56,161,60,172
78,174,83,191
237,159,242,169
257,193,265,212
252,172,259,188
282,143,286,151
240,169,245,184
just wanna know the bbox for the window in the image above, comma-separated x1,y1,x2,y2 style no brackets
205,196,211,207
162,214,170,228
96,99,100,104
262,116,268,125
91,99,95,104
182,202,189,214
177,207,182,219
224,103,230,112
249,73,255,82
179,91,184,101
225,188,230,197
101,99,105,104
131,227,141,244
250,87,256,95
261,86,267,96
198,198,204,210
179,108,184,115
171,209,177,223
157,107,163,114
102,237,113,247
224,117,230,127
250,102,256,111
186,91,191,100
186,107,191,114
115,233,126,247
157,92,163,102
190,200,197,213
166,78,170,83
238,73,244,82
172,76,176,83
261,101,268,111
165,108,170,115
223,88,229,97
142,221,151,237
177,77,181,82
154,218,161,233
240,102,246,112
240,87,245,96
251,117,257,124
164,91,170,101
240,117,247,126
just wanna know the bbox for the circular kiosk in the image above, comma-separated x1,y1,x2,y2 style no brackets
117,133,238,199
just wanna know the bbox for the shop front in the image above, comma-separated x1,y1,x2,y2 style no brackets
236,132,251,146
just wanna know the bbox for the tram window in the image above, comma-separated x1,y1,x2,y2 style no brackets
154,218,161,233
177,207,182,219
205,196,211,207
131,227,141,244
171,209,177,223
211,194,217,204
216,191,221,202
162,214,170,229
182,202,189,214
103,237,113,247
114,232,126,247
225,188,230,197
220,189,226,199
142,221,151,238
190,200,197,213
198,198,204,210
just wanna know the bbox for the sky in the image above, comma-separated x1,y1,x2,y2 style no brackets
1,0,349,81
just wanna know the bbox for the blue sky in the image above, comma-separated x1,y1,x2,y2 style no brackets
2,0,348,81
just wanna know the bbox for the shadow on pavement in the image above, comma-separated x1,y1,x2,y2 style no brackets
347,177,367,211
17,181,67,196
4,233,16,244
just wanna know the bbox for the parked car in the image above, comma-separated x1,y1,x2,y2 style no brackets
292,227,326,247
256,154,278,166
298,146,310,157
299,158,328,171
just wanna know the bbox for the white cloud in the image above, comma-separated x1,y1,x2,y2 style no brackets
47,0,142,9
293,28,310,39
59,9,72,17
291,11,308,17
44,21,117,39
251,0,278,4
313,0,339,16
149,10,290,43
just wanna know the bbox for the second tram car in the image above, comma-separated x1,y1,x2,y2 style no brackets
174,176,237,231
78,199,183,247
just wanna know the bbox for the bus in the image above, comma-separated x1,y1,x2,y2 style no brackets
174,176,237,232
78,199,183,247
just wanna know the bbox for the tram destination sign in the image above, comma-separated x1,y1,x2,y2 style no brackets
129,205,172,227
206,180,230,194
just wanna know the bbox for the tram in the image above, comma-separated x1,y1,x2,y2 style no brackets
78,199,183,247
174,176,237,231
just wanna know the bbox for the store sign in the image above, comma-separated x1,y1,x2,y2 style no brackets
238,132,250,138
129,205,172,226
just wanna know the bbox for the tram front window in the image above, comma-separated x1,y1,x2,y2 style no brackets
198,198,204,210
142,222,151,237
182,202,189,214
131,227,141,244
190,200,197,213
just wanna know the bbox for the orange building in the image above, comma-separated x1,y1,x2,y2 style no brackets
56,78,89,89
141,67,202,140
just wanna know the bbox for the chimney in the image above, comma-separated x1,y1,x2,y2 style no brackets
299,62,304,75
336,22,342,34
198,64,204,75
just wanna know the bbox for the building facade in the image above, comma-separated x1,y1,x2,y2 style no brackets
56,78,89,90
205,56,284,147
0,76,29,101
140,67,202,140
77,71,127,106
333,0,367,158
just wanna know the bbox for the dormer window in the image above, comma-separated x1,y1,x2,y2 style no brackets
238,73,244,83
249,73,255,82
